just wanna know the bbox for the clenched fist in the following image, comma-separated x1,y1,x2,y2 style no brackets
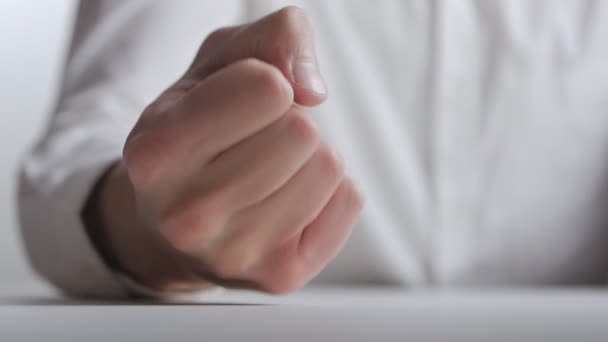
98,7,363,294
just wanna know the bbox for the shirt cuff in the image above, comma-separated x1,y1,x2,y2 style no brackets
19,141,220,299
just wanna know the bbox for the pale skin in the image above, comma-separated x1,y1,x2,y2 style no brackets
95,7,364,295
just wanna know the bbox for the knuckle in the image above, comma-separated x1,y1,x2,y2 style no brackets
230,57,268,74
196,26,239,66
253,63,291,100
285,111,320,146
257,244,306,295
123,131,164,188
212,243,255,279
203,26,235,48
343,178,365,214
262,280,299,295
230,57,264,72
157,214,195,252
316,145,345,181
261,262,303,295
233,58,292,103
158,191,224,252
289,204,322,238
274,6,310,32
122,136,142,171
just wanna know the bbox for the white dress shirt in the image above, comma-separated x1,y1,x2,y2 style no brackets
18,0,608,298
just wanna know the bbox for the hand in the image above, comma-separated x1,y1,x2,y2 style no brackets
109,7,363,294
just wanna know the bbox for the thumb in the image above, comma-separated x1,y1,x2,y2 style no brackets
190,6,327,107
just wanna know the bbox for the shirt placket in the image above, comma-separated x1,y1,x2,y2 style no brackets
429,0,484,285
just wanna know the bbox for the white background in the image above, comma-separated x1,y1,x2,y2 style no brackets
0,0,75,290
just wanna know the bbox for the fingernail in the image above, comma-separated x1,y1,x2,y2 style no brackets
292,60,327,95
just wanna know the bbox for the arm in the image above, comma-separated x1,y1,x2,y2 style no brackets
20,2,363,298
92,6,363,295
18,0,242,298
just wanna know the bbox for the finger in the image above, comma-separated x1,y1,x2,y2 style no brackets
254,177,364,294
188,6,327,106
223,144,344,251
161,107,321,249
123,58,294,190
164,141,341,282
204,108,321,211
298,178,364,263
176,58,294,163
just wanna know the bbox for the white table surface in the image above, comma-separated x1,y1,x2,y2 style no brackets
2,285,608,342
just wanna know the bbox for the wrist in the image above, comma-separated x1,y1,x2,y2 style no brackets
88,161,211,293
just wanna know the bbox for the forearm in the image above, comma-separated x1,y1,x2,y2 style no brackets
84,160,209,293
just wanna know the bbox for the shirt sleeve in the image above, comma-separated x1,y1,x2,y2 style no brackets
18,0,242,299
